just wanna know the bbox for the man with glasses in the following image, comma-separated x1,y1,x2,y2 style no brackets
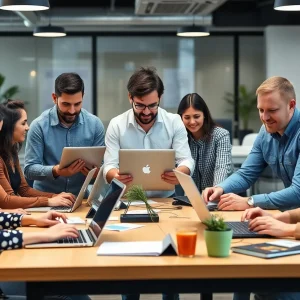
104,66,194,300
24,72,105,196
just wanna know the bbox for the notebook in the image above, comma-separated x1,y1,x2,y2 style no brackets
25,168,97,213
97,234,177,256
231,240,300,259
25,178,126,248
59,146,106,169
173,170,271,239
119,149,175,191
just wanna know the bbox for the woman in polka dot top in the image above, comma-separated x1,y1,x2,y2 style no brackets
0,210,79,251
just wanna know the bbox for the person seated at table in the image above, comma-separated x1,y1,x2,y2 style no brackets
177,93,233,194
203,76,300,212
0,209,83,298
0,100,75,209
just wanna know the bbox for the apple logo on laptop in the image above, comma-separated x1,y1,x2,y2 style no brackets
142,164,151,174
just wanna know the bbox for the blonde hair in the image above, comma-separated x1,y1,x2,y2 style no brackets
256,76,296,102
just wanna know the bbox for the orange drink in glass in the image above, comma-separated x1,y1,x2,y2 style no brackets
176,227,197,257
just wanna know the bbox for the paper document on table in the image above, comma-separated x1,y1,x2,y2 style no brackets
104,223,145,231
97,234,178,256
122,200,158,206
126,209,160,214
108,216,119,221
59,217,85,224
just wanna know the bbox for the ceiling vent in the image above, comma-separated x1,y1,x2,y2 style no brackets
135,0,228,15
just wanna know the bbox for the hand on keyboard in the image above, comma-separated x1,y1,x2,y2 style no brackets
48,193,75,207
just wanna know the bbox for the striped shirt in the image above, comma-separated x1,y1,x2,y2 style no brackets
189,126,233,193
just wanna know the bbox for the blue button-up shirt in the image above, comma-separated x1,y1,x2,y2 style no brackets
24,106,105,196
219,108,300,210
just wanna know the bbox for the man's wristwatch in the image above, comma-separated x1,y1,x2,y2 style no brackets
247,196,254,207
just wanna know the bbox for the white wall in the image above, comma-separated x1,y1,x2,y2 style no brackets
266,26,300,109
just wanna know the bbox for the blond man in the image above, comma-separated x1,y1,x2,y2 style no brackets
203,76,300,211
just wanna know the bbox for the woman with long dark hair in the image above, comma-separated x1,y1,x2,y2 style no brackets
0,100,75,208
177,93,233,193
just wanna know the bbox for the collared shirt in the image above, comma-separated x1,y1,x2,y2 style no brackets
189,127,233,193
103,107,194,198
24,106,105,196
218,108,300,210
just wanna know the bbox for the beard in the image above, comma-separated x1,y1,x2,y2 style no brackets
57,106,80,124
133,110,158,124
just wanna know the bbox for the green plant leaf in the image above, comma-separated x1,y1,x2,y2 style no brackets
124,185,158,221
2,86,19,100
202,214,229,231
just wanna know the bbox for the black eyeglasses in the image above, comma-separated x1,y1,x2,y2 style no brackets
132,101,160,111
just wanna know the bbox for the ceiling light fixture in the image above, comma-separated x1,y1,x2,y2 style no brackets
274,0,300,11
177,25,210,37
33,25,66,37
0,0,49,11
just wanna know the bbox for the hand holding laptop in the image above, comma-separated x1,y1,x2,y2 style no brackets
48,192,76,207
106,168,133,184
53,159,86,178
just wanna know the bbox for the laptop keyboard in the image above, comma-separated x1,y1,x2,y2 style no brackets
225,221,271,238
51,206,71,211
57,230,93,244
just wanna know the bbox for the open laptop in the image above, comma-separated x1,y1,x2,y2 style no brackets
25,178,126,248
119,149,175,191
59,146,106,169
86,167,126,218
173,170,271,239
25,168,97,213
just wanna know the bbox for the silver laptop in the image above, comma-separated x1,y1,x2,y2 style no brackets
59,146,106,169
25,178,126,248
26,168,97,213
173,170,271,239
119,149,175,191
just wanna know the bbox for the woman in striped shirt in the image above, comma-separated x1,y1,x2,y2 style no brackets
177,93,233,193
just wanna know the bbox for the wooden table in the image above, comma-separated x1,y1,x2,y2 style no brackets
1,200,299,299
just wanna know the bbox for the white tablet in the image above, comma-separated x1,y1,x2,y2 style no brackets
59,146,106,169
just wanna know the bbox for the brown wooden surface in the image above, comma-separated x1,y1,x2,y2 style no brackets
1,199,297,282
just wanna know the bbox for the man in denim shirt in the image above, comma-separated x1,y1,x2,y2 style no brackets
203,76,300,212
24,72,105,196
203,76,300,300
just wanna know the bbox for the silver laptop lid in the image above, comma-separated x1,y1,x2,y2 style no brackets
173,170,211,222
87,166,109,207
72,167,97,211
89,178,126,246
119,149,175,191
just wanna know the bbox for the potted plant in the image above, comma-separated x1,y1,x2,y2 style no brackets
120,185,159,222
224,85,257,144
202,214,233,257
0,73,19,103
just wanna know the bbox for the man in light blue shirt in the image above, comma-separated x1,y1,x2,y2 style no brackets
203,76,300,212
24,72,105,196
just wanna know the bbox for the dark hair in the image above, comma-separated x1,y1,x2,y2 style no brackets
0,106,4,122
0,99,25,164
127,67,164,99
177,93,216,140
55,72,85,97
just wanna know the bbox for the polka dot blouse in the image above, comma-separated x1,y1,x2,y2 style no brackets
0,212,23,251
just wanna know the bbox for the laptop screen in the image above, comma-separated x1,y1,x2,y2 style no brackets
89,179,125,238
